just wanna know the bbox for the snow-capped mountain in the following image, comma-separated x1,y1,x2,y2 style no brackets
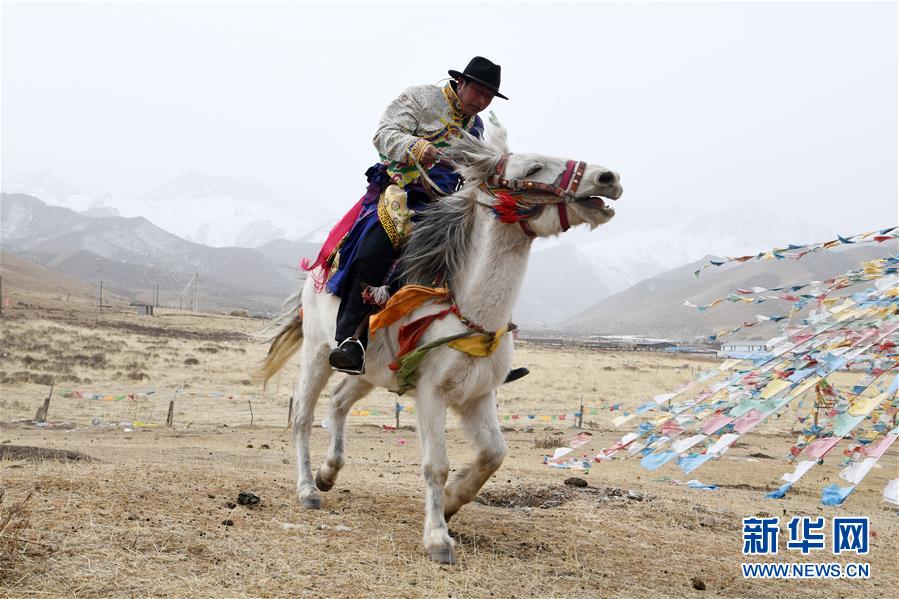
2,171,337,249
1,172,82,205
1,172,126,214
133,172,318,247
1,192,298,313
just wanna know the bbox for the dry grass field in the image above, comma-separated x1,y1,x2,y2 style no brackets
0,266,896,598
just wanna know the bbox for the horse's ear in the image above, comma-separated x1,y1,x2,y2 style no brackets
444,112,508,181
484,111,509,154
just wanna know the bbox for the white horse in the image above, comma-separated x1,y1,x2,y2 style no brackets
260,120,622,564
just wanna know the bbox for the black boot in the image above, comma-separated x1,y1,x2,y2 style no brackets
329,338,366,375
503,367,530,384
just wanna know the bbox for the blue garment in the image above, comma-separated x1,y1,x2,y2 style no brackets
327,116,484,298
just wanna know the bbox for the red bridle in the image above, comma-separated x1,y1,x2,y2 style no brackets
480,154,588,237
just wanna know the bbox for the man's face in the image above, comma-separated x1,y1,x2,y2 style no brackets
456,78,495,117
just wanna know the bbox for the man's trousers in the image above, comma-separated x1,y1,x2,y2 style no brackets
335,223,397,347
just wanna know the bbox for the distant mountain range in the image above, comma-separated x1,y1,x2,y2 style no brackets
3,190,893,333
514,243,615,324
254,238,322,271
1,171,335,248
5,171,865,326
0,251,103,305
548,243,897,339
0,193,306,314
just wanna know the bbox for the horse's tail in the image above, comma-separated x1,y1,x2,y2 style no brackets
256,287,305,384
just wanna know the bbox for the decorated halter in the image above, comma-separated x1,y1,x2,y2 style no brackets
479,154,587,237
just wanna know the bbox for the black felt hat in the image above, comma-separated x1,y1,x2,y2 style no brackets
448,56,508,100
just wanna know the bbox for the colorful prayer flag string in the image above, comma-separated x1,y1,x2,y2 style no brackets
597,244,899,505
692,227,898,278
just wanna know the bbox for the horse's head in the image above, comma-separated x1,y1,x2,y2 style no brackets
445,114,622,238
494,152,621,234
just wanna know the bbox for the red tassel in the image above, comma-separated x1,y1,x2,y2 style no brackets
493,191,524,223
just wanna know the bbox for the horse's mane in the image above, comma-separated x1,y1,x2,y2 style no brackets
401,114,508,289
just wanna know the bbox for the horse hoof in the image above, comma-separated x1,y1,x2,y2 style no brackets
315,472,334,492
426,546,457,565
300,495,322,510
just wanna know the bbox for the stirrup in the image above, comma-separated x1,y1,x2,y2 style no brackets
329,338,366,375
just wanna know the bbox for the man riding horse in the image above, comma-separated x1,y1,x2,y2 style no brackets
304,56,527,381
264,69,623,562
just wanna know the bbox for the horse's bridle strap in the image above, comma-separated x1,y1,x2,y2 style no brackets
486,155,587,202
482,154,586,236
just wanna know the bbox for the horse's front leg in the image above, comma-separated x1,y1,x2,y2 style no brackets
416,391,455,564
444,392,507,520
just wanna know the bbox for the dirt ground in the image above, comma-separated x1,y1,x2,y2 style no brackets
0,277,896,597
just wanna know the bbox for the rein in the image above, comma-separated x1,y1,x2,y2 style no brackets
478,154,587,237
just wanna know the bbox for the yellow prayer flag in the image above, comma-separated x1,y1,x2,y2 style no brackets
835,309,860,322
848,392,888,417
830,299,856,313
760,379,790,400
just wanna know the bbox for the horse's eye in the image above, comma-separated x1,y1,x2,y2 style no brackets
525,165,542,177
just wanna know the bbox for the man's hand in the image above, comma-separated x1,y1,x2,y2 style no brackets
422,144,440,167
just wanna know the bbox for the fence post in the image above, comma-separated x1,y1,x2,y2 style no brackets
395,401,401,429
287,395,294,428
166,388,177,427
248,400,254,427
577,398,584,429
34,383,54,422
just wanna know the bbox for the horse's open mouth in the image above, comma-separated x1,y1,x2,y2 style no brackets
574,195,615,219
577,196,612,210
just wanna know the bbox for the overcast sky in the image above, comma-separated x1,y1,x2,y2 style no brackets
2,1,896,241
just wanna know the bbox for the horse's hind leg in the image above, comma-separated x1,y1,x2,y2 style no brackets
293,340,333,510
315,376,373,492
444,392,507,521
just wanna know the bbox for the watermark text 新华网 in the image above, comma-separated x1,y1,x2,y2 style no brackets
741,516,871,579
